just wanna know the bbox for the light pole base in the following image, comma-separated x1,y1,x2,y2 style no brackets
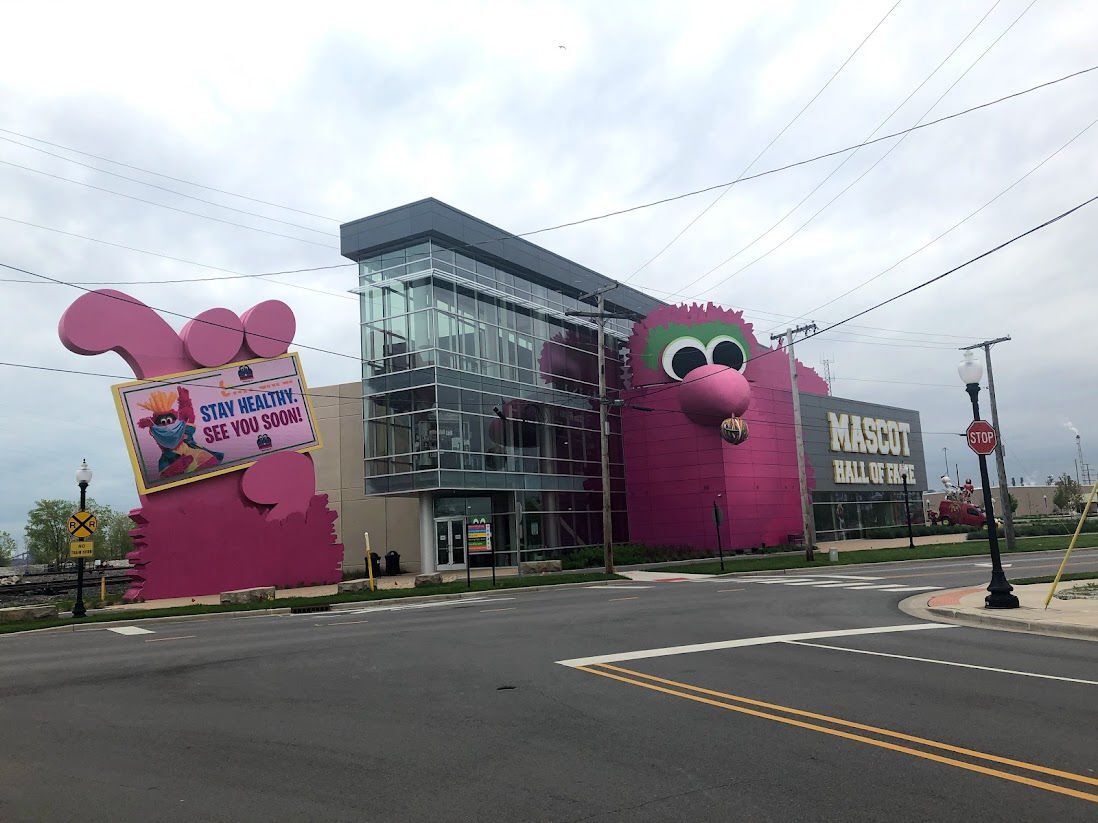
985,570,1019,610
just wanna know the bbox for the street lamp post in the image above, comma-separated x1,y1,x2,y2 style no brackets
713,494,726,572
957,353,1018,609
901,473,915,549
73,459,93,619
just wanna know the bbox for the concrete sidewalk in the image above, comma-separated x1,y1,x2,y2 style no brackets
103,566,520,612
903,578,1098,641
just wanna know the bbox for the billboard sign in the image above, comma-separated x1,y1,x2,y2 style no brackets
467,518,492,553
113,353,321,494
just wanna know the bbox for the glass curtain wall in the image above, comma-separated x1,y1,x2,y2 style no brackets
358,240,629,560
813,490,925,542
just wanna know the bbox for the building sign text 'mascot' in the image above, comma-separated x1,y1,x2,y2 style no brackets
827,412,917,486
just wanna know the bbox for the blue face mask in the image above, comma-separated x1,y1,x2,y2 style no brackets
150,419,186,449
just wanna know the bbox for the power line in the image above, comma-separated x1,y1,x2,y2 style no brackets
790,113,1098,322
620,0,904,283
0,261,363,363
0,134,337,237
0,158,337,249
621,191,1098,405
516,65,1095,245
0,127,340,222
694,0,1041,301
1,65,1091,291
657,0,1002,299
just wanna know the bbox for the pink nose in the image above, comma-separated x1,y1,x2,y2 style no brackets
677,364,751,424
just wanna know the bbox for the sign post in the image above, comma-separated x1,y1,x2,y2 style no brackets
467,518,492,588
364,532,375,592
712,500,725,572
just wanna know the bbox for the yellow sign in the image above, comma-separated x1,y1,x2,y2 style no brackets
69,541,94,559
67,511,97,538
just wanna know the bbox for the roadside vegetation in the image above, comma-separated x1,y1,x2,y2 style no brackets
0,571,623,635
646,533,1098,576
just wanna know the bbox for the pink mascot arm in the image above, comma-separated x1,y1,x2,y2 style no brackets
176,386,196,424
137,417,154,429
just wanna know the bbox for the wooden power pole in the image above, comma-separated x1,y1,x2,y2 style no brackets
772,325,817,561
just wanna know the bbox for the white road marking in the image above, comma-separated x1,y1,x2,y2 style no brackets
480,607,515,613
608,596,640,602
327,597,514,616
879,586,943,592
320,620,370,626
807,575,884,581
746,578,815,584
556,623,955,667
144,635,196,643
783,581,838,586
841,584,899,590
808,582,868,587
106,625,154,636
585,585,652,590
787,640,1098,686
975,562,1013,568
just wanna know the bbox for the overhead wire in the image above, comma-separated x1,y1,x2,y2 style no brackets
0,134,337,237
619,0,904,283
692,0,1041,301
655,0,1003,300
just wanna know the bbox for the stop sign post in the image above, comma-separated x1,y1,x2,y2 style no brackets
966,420,997,455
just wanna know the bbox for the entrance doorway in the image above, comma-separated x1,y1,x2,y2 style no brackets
435,517,466,570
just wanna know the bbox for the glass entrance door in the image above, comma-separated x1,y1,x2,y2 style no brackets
435,517,466,570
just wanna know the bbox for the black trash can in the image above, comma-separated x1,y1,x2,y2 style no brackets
368,551,381,579
385,550,401,576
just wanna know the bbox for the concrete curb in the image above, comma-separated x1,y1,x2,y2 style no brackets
0,577,636,638
898,591,1098,643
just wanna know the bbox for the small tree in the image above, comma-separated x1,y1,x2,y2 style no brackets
1052,473,1083,513
0,531,16,565
97,507,135,560
24,499,74,567
1008,493,1019,514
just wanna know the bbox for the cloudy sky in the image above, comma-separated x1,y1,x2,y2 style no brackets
1,0,1095,543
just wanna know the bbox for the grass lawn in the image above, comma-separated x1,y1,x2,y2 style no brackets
647,533,1098,576
1012,571,1098,585
0,572,623,635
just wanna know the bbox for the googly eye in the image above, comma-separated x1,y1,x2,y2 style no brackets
706,335,747,373
661,336,708,381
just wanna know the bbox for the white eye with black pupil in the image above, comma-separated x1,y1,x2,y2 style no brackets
707,336,747,373
662,336,707,381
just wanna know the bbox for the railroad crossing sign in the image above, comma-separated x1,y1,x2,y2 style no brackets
965,420,997,456
69,541,94,559
67,510,97,539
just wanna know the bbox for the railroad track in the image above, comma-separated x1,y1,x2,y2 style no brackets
0,572,132,598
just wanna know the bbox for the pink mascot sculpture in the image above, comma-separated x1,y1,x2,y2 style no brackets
622,303,829,552
59,290,343,601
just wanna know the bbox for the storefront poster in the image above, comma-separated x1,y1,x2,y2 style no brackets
113,353,321,494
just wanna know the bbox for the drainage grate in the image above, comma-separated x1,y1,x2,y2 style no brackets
290,604,332,614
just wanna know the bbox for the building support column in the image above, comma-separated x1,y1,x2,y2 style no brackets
419,492,436,574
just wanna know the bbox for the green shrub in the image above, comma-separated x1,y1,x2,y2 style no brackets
966,519,1098,540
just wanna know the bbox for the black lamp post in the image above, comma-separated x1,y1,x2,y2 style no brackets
958,353,1018,609
901,472,915,549
713,494,726,572
72,459,93,618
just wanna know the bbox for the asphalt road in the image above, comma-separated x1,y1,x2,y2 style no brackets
2,548,1096,822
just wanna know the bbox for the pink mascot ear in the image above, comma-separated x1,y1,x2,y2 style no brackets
181,308,245,367
58,289,190,378
240,300,295,358
241,451,316,521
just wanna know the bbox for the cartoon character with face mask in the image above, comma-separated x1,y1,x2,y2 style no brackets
137,387,224,478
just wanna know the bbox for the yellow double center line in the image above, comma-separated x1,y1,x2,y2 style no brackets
577,663,1098,803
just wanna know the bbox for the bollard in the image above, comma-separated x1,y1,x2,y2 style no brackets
829,549,838,563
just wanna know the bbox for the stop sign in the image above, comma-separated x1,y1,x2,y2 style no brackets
966,420,997,455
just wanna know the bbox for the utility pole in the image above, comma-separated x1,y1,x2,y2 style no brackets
821,358,834,394
566,285,638,575
771,324,817,561
942,447,949,481
961,336,1015,551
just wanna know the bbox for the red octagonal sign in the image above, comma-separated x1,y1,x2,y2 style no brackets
966,420,997,455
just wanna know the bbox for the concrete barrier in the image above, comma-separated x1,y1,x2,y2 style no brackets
337,579,373,593
519,560,562,575
0,604,59,622
414,573,443,587
219,587,276,605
